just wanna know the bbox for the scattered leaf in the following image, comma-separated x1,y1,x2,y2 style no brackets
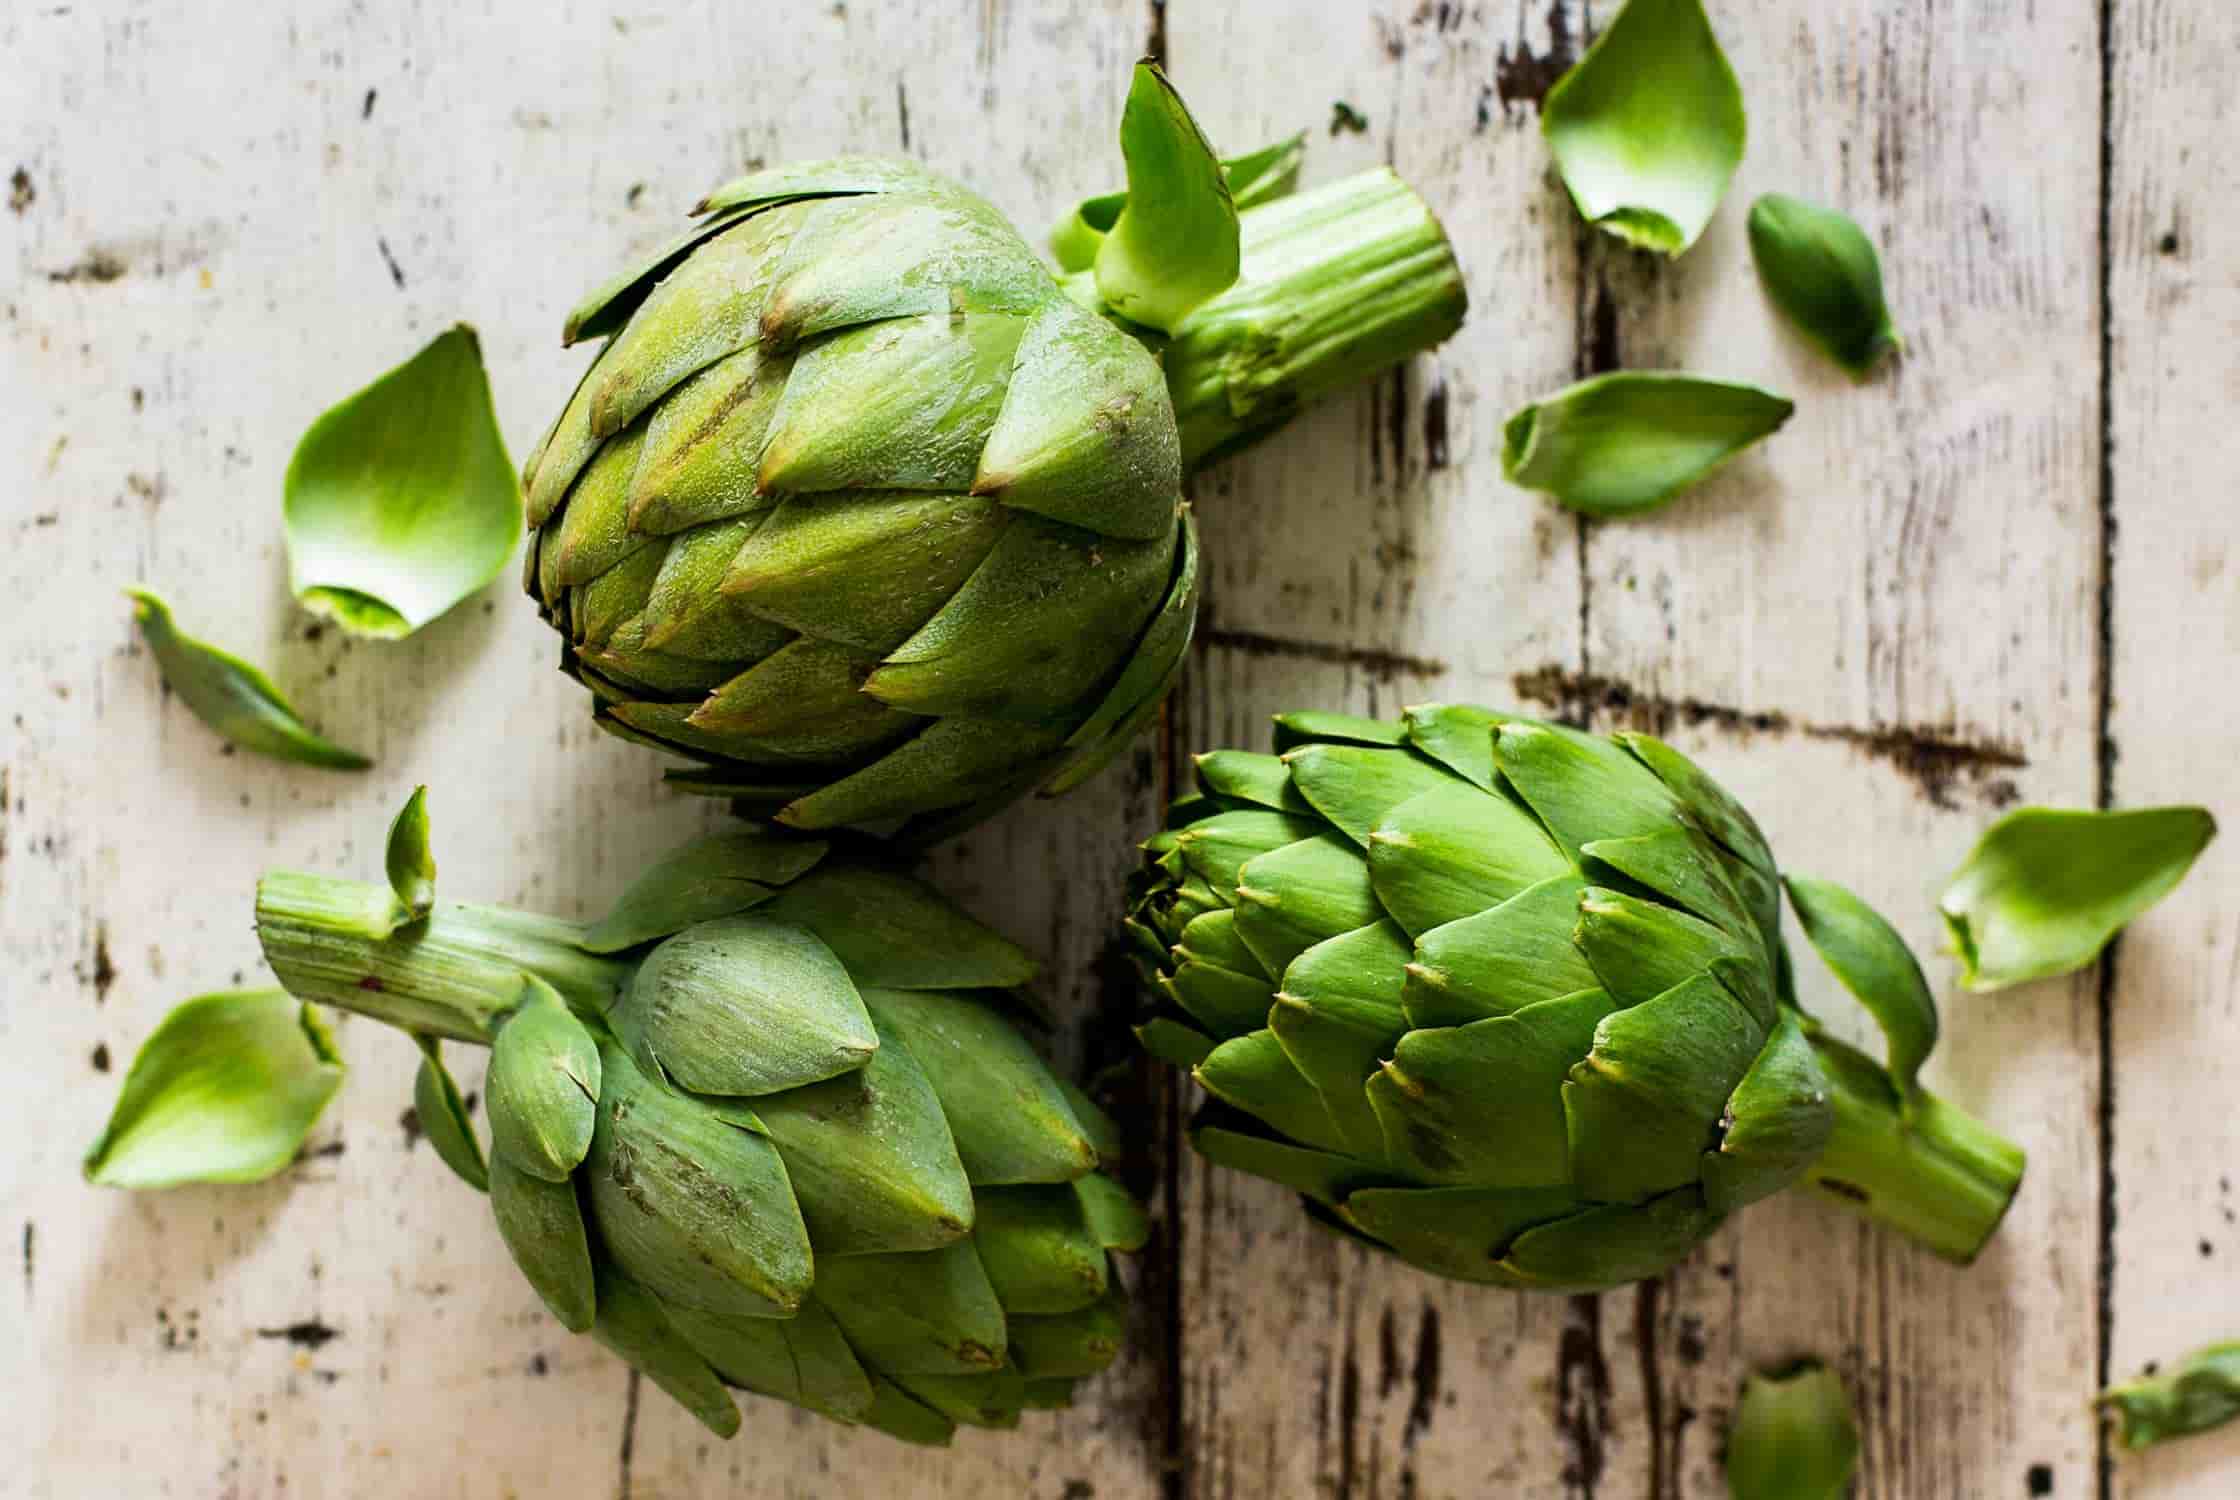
1725,1360,1859,1500
1089,61,1239,333
1502,373,1793,516
413,1035,490,1192
1939,806,2217,991
385,785,436,921
127,588,371,770
1329,100,1369,136
284,324,520,639
2099,1342,2240,1451
1748,193,1901,376
1785,874,1937,1104
1543,0,1746,255
84,990,345,1189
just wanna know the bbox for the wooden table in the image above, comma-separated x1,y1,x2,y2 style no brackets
7,2,2235,1495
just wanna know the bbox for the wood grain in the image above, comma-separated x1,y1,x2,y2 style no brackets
4,1,2235,1497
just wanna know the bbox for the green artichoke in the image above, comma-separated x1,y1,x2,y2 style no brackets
256,804,1146,1444
1125,706,2025,1289
522,64,1465,842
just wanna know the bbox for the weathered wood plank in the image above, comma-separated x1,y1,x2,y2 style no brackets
1578,4,2107,1498
2107,0,2240,1493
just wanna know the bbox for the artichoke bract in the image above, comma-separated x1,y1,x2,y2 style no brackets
1125,706,2024,1289
257,807,1146,1444
522,64,1466,842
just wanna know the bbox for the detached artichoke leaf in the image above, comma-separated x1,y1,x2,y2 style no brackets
283,325,521,639
1938,805,2216,991
1748,193,1902,376
84,990,344,1189
2098,1341,2240,1451
1784,874,1937,1101
1725,1360,1860,1500
1090,61,1240,334
1502,373,1794,518
412,1036,489,1192
1542,0,1745,256
126,589,371,771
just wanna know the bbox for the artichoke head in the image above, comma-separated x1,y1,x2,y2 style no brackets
258,823,1148,1444
524,158,1198,842
1126,705,1833,1290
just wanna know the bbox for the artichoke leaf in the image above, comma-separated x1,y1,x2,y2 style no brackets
1938,805,2216,991
486,975,602,1181
1369,781,1573,937
1403,876,1597,1028
1725,1360,1860,1500
1006,1280,1128,1379
1051,132,1302,273
1699,1012,1834,1214
1784,874,1937,1102
1231,832,1384,978
586,1267,740,1438
1501,372,1793,518
1339,1184,1585,1284
1195,1029,1352,1156
283,325,520,638
1541,0,1745,256
813,1239,1008,1377
579,828,829,954
1093,61,1240,334
83,990,344,1189
1192,750,1312,815
383,786,436,922
489,1154,596,1333
412,1036,489,1192
758,861,1038,990
1748,193,1902,376
2098,1342,2240,1451
125,589,371,771
972,1184,1109,1315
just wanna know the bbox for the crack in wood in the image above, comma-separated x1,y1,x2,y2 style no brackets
1511,664,2028,809
1197,627,1446,682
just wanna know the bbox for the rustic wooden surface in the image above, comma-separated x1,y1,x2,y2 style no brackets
4,1,2234,1496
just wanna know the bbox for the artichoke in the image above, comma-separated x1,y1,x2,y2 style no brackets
522,63,1466,841
1124,706,2025,1289
256,802,1146,1444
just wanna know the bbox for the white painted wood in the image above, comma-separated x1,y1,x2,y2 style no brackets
4,1,2234,1496
2107,1,2240,1494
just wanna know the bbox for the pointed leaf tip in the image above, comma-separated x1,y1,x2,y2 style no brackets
1092,61,1240,333
85,990,346,1189
1938,805,2216,990
126,588,371,771
284,324,520,639
384,786,435,921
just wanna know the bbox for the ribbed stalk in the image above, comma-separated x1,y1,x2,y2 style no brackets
1162,166,1468,468
1799,1033,2025,1262
255,872,630,1044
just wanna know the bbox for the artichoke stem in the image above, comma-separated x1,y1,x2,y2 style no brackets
1798,1033,2026,1263
255,872,630,1044
1154,166,1469,469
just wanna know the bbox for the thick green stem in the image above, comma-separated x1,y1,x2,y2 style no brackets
1159,167,1468,469
256,871,630,1044
1797,1034,2025,1263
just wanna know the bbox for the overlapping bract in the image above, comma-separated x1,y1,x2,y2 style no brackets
259,829,1146,1443
1124,706,1834,1290
523,158,1198,841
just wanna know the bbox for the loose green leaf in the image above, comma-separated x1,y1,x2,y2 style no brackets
1939,806,2217,991
412,1035,489,1192
84,991,345,1189
1092,61,1239,334
1329,101,1369,136
283,324,521,639
1785,874,1937,1103
1543,0,1746,255
2098,1342,2240,1451
1748,193,1902,376
126,589,371,770
1502,373,1794,517
1725,1360,1859,1500
385,785,435,921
